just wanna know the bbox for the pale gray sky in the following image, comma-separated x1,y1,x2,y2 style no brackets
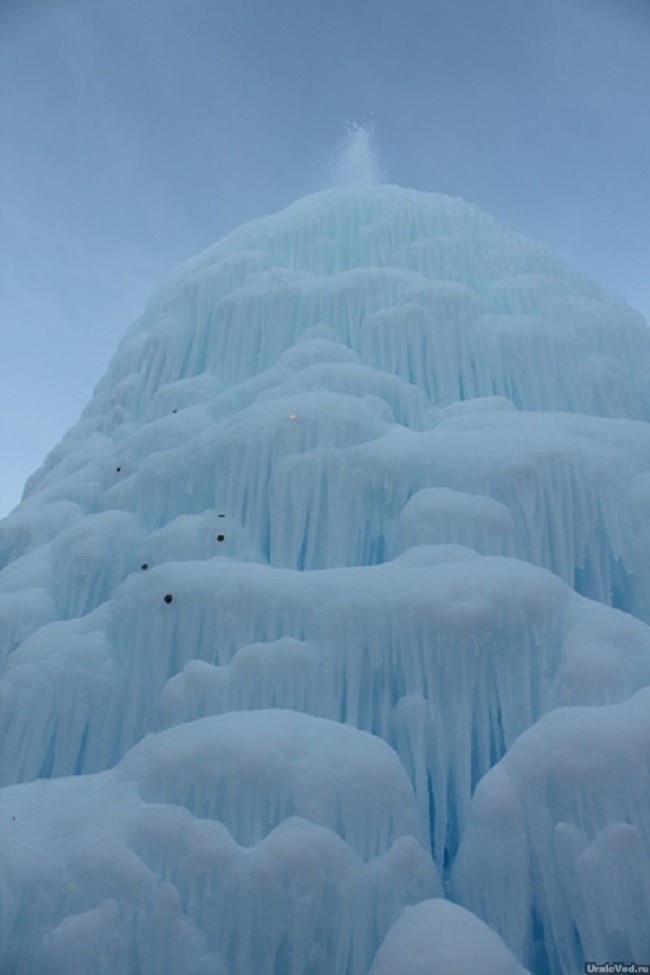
1,0,649,516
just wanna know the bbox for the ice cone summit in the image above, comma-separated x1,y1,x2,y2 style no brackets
1,186,650,974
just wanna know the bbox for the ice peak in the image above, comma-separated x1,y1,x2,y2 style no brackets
2,172,650,975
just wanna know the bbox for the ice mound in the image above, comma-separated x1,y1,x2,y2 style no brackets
453,688,650,975
117,709,428,857
398,486,516,554
1,184,650,973
369,899,530,975
1,712,437,975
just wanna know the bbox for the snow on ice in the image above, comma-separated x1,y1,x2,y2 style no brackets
369,898,530,975
1,185,649,974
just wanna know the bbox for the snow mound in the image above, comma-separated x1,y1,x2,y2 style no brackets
1,713,438,975
370,898,530,975
117,709,428,858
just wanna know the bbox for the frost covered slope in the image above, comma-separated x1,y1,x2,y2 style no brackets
1,186,649,975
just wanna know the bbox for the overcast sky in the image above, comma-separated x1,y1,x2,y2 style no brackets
1,0,649,516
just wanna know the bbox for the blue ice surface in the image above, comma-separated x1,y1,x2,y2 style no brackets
1,185,649,974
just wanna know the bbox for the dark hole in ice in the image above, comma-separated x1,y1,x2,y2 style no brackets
218,513,225,517
116,467,122,473
163,594,173,604
140,563,149,571
172,409,178,414
217,534,225,542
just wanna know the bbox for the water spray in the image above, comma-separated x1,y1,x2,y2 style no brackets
330,121,386,187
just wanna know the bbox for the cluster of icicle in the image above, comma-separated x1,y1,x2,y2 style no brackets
1,184,650,975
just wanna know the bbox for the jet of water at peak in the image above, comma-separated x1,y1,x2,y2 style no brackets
329,122,387,188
